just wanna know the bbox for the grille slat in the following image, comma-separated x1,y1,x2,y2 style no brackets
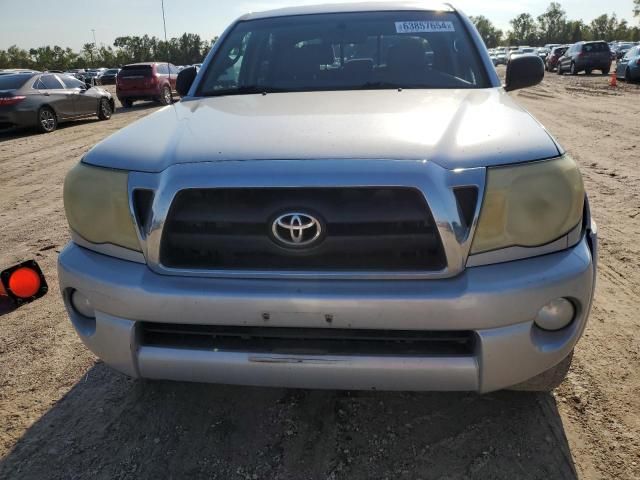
140,323,476,357
160,187,446,271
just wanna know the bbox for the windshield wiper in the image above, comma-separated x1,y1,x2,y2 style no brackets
202,85,290,97
356,81,407,90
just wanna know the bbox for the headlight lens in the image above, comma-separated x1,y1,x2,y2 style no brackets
64,163,141,252
471,155,584,254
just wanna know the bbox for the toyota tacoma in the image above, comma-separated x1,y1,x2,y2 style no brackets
59,2,597,392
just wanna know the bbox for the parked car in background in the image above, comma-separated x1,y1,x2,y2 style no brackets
616,45,640,83
65,68,86,79
0,72,114,133
98,68,120,85
493,48,507,65
545,45,568,72
537,47,550,61
557,41,611,75
613,42,635,61
507,47,536,62
489,50,498,66
116,62,178,107
80,68,108,85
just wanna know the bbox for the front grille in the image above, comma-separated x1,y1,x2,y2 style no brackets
160,188,446,271
140,323,476,356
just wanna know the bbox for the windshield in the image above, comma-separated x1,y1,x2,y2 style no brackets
198,11,489,96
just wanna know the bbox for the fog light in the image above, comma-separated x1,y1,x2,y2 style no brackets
70,290,95,318
535,298,575,331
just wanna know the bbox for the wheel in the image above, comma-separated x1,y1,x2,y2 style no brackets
602,67,610,75
585,68,592,75
97,98,112,120
37,107,57,133
121,98,133,108
510,350,574,392
625,68,632,83
570,62,577,75
159,86,172,105
556,64,563,75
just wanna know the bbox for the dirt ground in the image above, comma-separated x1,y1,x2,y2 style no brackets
0,72,639,480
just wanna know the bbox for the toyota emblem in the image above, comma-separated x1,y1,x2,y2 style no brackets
271,212,323,248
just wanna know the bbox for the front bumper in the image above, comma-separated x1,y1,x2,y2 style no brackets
58,232,596,393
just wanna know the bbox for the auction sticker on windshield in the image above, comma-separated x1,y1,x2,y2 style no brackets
395,21,455,33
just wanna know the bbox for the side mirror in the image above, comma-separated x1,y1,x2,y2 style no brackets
505,55,544,92
176,66,198,97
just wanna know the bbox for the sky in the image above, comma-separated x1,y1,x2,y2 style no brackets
0,0,637,51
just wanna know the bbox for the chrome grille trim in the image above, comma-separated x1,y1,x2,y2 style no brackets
128,159,486,280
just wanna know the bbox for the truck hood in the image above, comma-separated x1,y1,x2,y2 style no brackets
84,89,560,172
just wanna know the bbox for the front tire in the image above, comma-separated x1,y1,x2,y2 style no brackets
570,62,578,75
97,98,112,120
602,67,610,75
510,350,574,392
37,107,57,133
121,98,133,108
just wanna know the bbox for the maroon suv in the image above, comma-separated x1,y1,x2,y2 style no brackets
116,62,178,108
545,45,568,72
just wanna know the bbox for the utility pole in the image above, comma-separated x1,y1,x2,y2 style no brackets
161,0,172,102
90,29,97,66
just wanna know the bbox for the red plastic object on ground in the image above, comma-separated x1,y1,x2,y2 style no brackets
0,260,48,305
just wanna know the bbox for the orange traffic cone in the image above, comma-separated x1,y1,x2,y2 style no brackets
609,71,617,87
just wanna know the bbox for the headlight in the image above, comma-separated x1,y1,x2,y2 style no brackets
471,155,584,254
64,163,141,252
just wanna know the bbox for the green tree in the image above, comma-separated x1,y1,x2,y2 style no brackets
469,15,503,47
634,0,640,18
537,2,567,44
82,42,95,65
590,14,619,41
5,45,32,69
614,18,631,40
508,13,539,45
565,20,588,42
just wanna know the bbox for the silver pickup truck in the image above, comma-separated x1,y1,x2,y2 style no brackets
59,2,597,393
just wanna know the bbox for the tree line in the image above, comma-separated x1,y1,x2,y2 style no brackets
0,33,217,71
1,2,639,69
473,1,640,47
